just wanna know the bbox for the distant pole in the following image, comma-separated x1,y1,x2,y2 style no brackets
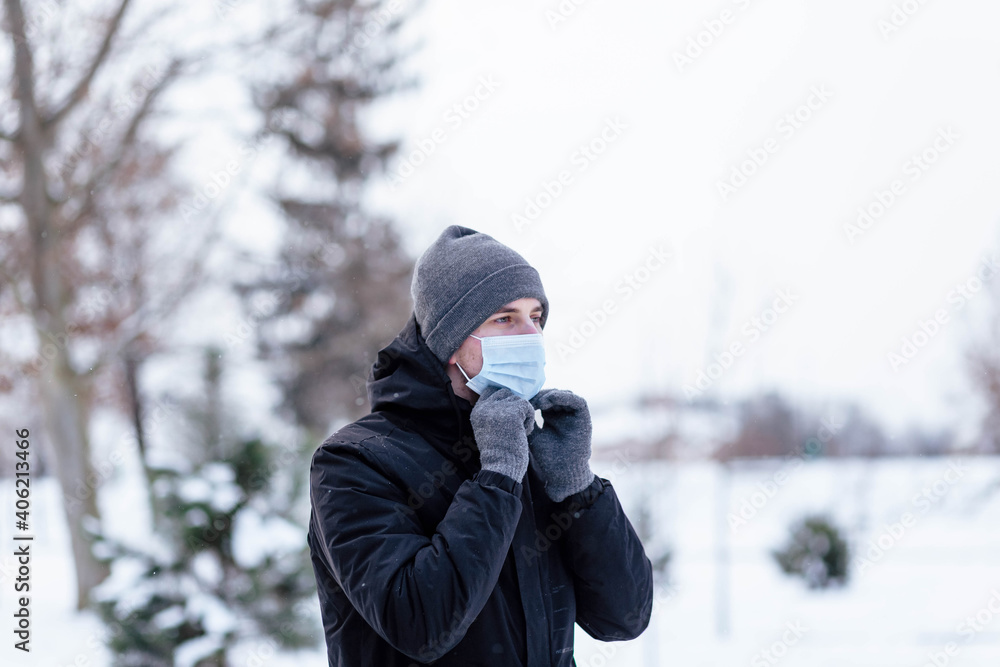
708,259,733,639
715,458,731,638
644,608,659,667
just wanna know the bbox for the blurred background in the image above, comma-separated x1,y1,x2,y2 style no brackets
1,0,1000,665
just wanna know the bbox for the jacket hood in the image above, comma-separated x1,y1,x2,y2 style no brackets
367,312,475,458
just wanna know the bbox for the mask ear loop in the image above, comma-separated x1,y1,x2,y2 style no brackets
455,333,488,384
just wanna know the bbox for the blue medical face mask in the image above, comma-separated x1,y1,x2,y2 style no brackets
455,333,546,401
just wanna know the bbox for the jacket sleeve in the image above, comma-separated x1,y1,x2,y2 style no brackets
558,475,654,640
309,439,522,663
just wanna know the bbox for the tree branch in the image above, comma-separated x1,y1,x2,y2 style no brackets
63,59,182,234
88,214,224,379
0,261,34,315
2,0,36,134
43,0,133,129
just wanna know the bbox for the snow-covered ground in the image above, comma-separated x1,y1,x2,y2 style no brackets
3,456,1000,666
577,455,1000,666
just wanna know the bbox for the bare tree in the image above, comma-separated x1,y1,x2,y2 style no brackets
966,250,1000,454
0,0,214,608
719,392,803,459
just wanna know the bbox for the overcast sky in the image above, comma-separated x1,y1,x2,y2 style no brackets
351,0,1000,442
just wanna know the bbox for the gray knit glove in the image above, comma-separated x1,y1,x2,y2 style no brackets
470,385,535,482
528,388,594,502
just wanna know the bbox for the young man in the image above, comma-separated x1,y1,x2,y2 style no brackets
307,225,653,666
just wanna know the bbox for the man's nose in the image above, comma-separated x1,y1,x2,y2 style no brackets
516,319,540,335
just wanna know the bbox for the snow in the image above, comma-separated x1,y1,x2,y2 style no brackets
4,456,1000,665
177,476,214,503
90,555,153,608
231,506,306,570
175,463,244,513
190,551,224,587
186,591,238,635
175,633,226,667
573,455,1000,666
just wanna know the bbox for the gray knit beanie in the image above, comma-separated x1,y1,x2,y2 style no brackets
411,225,549,365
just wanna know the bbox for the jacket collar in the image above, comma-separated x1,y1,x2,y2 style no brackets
367,313,478,467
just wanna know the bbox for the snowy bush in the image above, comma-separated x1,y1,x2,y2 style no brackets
91,348,319,666
772,514,850,589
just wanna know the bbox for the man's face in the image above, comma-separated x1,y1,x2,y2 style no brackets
447,297,544,381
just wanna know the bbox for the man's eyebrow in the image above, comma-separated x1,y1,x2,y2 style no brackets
492,305,544,315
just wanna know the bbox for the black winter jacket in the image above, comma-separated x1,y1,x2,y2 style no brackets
307,313,653,666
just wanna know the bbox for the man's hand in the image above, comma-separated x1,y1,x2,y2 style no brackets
470,385,534,482
528,388,594,502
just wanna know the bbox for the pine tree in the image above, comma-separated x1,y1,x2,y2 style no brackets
92,347,319,666
232,0,419,438
772,514,850,589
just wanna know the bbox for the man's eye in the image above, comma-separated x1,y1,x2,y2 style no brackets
495,316,510,324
